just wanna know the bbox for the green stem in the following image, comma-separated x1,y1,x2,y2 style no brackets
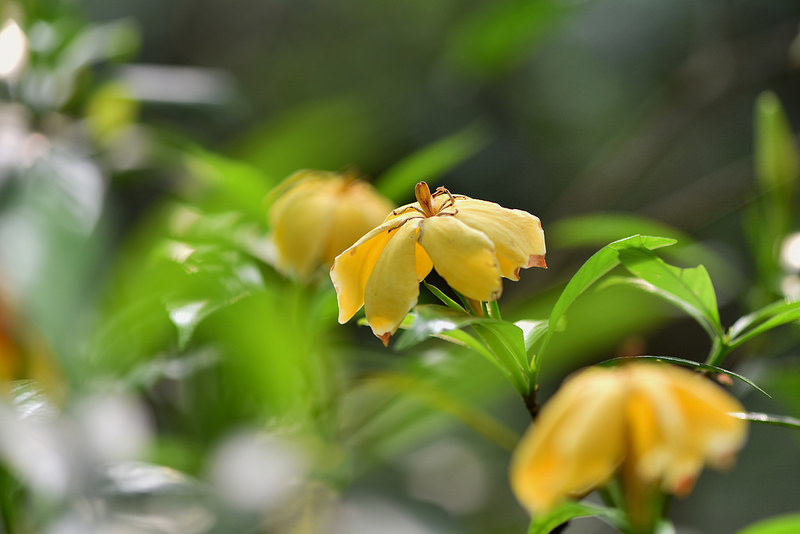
488,299,502,320
705,335,730,367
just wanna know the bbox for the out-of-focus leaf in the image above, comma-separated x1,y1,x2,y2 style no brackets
448,0,580,77
359,372,519,451
231,98,383,181
755,91,799,196
738,513,800,534
184,149,273,219
61,19,140,72
599,356,771,398
617,248,722,338
526,501,626,534
550,213,687,249
748,92,800,303
374,124,489,202
730,412,800,431
728,301,800,349
154,242,264,349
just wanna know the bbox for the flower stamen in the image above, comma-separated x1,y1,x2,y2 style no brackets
415,182,438,217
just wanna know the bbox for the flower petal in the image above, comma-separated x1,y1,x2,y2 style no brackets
418,216,502,301
322,181,394,263
453,199,546,279
269,179,339,279
331,214,421,323
364,219,425,343
510,368,626,513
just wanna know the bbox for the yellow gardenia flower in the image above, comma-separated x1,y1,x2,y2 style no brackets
268,170,394,280
330,181,546,345
510,363,747,516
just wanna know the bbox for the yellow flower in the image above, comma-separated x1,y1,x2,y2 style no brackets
510,363,747,517
268,170,393,280
330,181,546,345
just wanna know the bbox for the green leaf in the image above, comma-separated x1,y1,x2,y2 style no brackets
617,248,722,338
231,97,382,180
360,372,520,451
729,300,800,338
755,91,799,196
393,305,529,392
728,301,800,349
527,502,626,534
394,305,484,351
516,319,549,357
730,412,800,431
374,124,489,202
738,514,800,534
184,149,273,218
546,235,676,342
598,355,771,398
474,321,528,377
550,213,688,250
424,282,465,312
448,0,578,77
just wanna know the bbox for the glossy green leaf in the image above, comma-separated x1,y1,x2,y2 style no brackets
617,248,722,338
728,301,800,349
738,514,800,534
729,300,800,339
394,305,484,351
527,502,626,534
374,124,489,202
516,319,549,357
546,235,676,341
599,355,771,398
424,282,466,312
474,321,528,378
394,305,529,391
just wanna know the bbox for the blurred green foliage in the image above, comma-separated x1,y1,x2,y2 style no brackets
0,0,799,533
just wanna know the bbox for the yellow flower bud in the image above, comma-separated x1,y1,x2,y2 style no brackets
330,181,546,345
510,363,747,518
268,170,393,280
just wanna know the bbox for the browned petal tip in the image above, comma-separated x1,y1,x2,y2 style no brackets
528,254,547,269
379,332,391,347
672,475,697,497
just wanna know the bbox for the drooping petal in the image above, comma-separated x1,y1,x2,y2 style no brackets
331,214,421,323
625,364,747,495
510,368,626,513
418,216,502,301
453,199,546,279
364,219,425,343
653,367,746,493
322,181,394,263
269,179,339,279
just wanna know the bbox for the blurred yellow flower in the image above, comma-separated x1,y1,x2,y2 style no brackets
330,181,546,344
268,170,393,280
510,363,747,518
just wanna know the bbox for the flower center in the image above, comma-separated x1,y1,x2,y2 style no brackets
415,181,438,217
